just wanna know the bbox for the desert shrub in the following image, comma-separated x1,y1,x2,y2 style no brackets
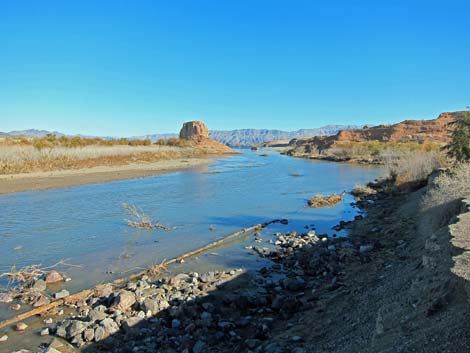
45,133,57,143
68,136,85,148
381,149,446,184
308,193,343,208
32,139,54,150
155,138,192,147
321,141,441,162
351,183,377,197
128,139,151,146
327,146,353,160
335,141,440,153
448,111,470,162
116,138,129,145
19,137,30,145
421,163,470,229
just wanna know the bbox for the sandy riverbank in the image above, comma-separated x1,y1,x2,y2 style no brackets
0,158,214,194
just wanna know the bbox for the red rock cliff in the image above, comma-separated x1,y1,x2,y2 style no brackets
289,112,464,151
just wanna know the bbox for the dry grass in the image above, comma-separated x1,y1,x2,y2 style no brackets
0,144,206,174
308,193,343,208
155,138,192,147
351,183,377,198
421,163,470,229
382,150,447,184
326,141,441,162
0,135,152,148
122,203,171,230
335,141,440,152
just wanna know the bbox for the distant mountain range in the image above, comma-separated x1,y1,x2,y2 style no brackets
0,129,66,138
207,125,362,145
0,125,362,145
136,125,362,145
0,129,113,140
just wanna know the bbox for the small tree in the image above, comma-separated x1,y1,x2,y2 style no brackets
448,110,470,162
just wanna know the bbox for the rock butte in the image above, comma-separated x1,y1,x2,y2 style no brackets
179,121,235,154
179,121,209,142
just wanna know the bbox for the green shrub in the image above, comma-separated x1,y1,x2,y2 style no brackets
448,111,470,162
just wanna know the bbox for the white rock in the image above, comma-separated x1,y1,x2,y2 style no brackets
54,289,70,299
0,293,13,303
100,317,119,335
16,322,28,331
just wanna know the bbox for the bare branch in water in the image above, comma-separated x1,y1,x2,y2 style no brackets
0,260,80,290
122,203,171,230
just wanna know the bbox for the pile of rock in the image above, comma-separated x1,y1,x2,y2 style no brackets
8,228,380,353
47,270,243,351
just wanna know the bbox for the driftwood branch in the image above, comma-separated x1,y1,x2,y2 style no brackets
122,203,171,230
0,219,286,330
0,260,80,289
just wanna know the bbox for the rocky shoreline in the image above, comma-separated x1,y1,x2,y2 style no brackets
27,227,375,353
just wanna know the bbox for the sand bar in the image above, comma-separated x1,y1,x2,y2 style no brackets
0,158,213,194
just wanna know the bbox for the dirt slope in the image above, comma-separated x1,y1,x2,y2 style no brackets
261,183,470,353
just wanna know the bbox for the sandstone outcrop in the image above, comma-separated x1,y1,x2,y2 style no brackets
179,121,209,142
179,121,234,154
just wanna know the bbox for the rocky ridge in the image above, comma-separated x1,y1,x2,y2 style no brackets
207,125,362,146
288,111,464,153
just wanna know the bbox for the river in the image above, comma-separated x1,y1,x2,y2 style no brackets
0,149,382,321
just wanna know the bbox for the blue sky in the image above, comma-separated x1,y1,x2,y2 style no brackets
1,0,469,136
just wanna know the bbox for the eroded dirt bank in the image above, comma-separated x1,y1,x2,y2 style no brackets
2,178,469,353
